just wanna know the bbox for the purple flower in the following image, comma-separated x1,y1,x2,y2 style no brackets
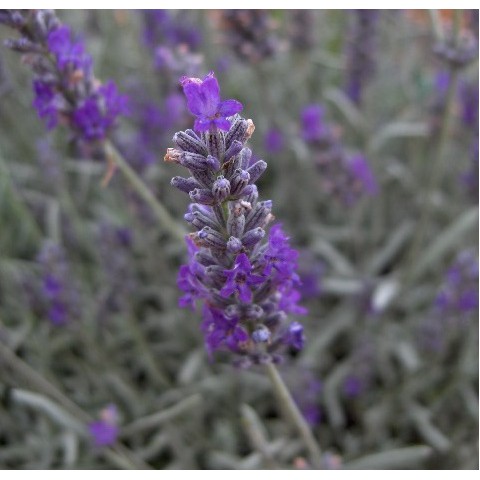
72,81,129,141
435,70,451,96
288,367,323,427
1,11,128,145
301,105,326,142
201,306,249,357
48,301,68,326
434,250,479,321
220,253,264,303
301,102,378,205
37,241,80,327
177,238,209,309
88,404,119,447
264,128,285,154
459,80,479,130
343,375,364,398
264,224,300,283
419,251,478,355
284,321,305,350
32,80,59,129
348,154,378,195
47,25,92,73
180,72,242,132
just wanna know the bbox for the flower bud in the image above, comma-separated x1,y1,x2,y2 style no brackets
227,236,243,253
242,227,265,247
189,188,215,205
173,131,208,156
252,325,271,344
171,176,200,193
247,160,267,183
230,169,250,196
212,176,231,202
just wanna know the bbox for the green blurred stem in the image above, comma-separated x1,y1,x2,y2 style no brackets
403,11,462,282
124,312,171,388
0,340,151,469
264,362,322,468
104,141,186,241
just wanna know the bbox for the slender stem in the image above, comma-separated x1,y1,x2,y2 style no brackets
104,141,186,242
124,312,171,388
264,362,322,468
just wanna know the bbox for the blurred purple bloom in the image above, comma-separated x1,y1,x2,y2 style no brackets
434,250,479,318
72,81,129,141
47,25,92,73
301,102,378,205
42,274,62,298
459,80,479,129
289,368,323,427
348,154,379,195
37,241,80,327
435,70,451,96
32,80,59,129
48,302,67,326
264,128,285,154
88,404,119,447
284,321,305,350
2,11,128,145
180,72,243,132
343,375,364,398
301,105,326,142
263,224,300,282
298,254,324,300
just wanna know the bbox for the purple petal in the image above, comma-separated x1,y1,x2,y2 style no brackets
218,99,243,117
220,284,235,298
182,74,220,117
213,117,231,131
183,82,204,116
194,117,213,132
238,283,252,303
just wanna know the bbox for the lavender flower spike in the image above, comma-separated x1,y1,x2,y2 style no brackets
0,10,128,146
167,72,306,366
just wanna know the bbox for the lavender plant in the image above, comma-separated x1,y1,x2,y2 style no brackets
166,71,306,366
0,10,478,471
301,104,378,205
0,10,128,150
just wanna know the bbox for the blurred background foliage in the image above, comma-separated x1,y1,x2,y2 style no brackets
0,9,478,469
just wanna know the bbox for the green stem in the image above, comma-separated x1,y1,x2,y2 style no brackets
264,362,322,468
124,312,171,388
0,340,151,469
105,141,186,242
